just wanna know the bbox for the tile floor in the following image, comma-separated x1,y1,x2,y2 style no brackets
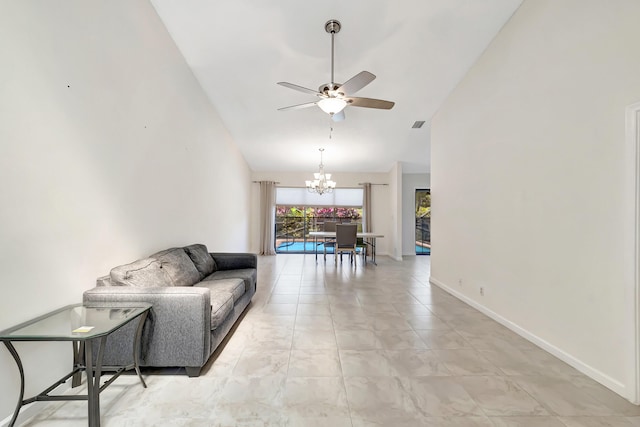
21,254,640,426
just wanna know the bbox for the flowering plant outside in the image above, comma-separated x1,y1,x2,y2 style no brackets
276,206,361,219
275,206,363,244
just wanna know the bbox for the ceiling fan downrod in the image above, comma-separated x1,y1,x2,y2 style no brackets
325,19,341,88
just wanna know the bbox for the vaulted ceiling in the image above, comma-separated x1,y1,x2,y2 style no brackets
150,0,522,173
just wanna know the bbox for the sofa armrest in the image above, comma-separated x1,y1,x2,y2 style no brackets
82,286,212,368
210,252,257,270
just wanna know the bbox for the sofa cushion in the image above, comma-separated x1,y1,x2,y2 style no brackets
210,291,234,330
110,258,174,287
150,248,201,287
203,268,256,293
195,278,245,304
183,244,217,279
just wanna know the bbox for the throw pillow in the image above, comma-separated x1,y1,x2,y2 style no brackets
183,244,217,279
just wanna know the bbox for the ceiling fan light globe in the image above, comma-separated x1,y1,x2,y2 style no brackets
318,98,347,115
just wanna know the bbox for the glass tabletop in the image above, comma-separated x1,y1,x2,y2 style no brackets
0,303,152,341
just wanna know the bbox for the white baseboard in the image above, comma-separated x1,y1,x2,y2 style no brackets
1,402,46,427
371,251,401,261
0,382,72,427
428,276,630,401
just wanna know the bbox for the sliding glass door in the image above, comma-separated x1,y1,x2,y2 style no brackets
274,187,364,254
415,189,431,255
275,206,362,253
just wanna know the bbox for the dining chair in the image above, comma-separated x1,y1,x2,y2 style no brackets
335,224,358,265
323,221,336,260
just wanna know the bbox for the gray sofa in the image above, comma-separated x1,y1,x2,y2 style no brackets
83,244,256,377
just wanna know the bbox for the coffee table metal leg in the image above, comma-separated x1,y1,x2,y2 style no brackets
4,342,24,427
72,340,83,387
84,339,96,427
85,336,107,427
133,311,148,388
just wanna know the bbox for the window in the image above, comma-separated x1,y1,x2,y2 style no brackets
276,187,363,207
275,188,363,253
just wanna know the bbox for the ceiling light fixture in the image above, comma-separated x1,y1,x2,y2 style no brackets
306,148,336,195
317,97,347,115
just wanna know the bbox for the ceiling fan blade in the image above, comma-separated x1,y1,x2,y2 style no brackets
337,71,376,95
277,82,322,96
347,97,395,110
278,101,318,111
331,110,345,122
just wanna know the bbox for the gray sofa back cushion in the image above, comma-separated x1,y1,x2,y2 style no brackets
110,258,174,287
150,248,201,287
183,244,217,279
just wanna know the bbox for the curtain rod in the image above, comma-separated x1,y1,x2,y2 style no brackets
252,181,280,184
358,183,388,186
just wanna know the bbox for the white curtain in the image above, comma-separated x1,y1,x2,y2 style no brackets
259,181,276,255
362,182,372,232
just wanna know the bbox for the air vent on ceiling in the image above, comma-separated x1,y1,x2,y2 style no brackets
412,121,426,129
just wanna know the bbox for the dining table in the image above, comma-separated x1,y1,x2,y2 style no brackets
308,231,384,265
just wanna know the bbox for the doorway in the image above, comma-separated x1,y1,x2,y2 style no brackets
626,100,640,404
415,189,430,255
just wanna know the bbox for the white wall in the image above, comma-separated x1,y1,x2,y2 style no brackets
388,162,403,261
431,0,640,401
402,173,431,255
0,1,252,422
250,171,392,256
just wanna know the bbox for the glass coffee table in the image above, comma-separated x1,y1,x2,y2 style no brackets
0,303,152,427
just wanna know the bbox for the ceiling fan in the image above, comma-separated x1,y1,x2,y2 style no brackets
277,19,395,122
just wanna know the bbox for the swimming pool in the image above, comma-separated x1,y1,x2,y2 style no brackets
276,241,430,255
416,245,430,255
276,242,328,252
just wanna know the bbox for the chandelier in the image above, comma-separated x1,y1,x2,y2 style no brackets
305,148,336,195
